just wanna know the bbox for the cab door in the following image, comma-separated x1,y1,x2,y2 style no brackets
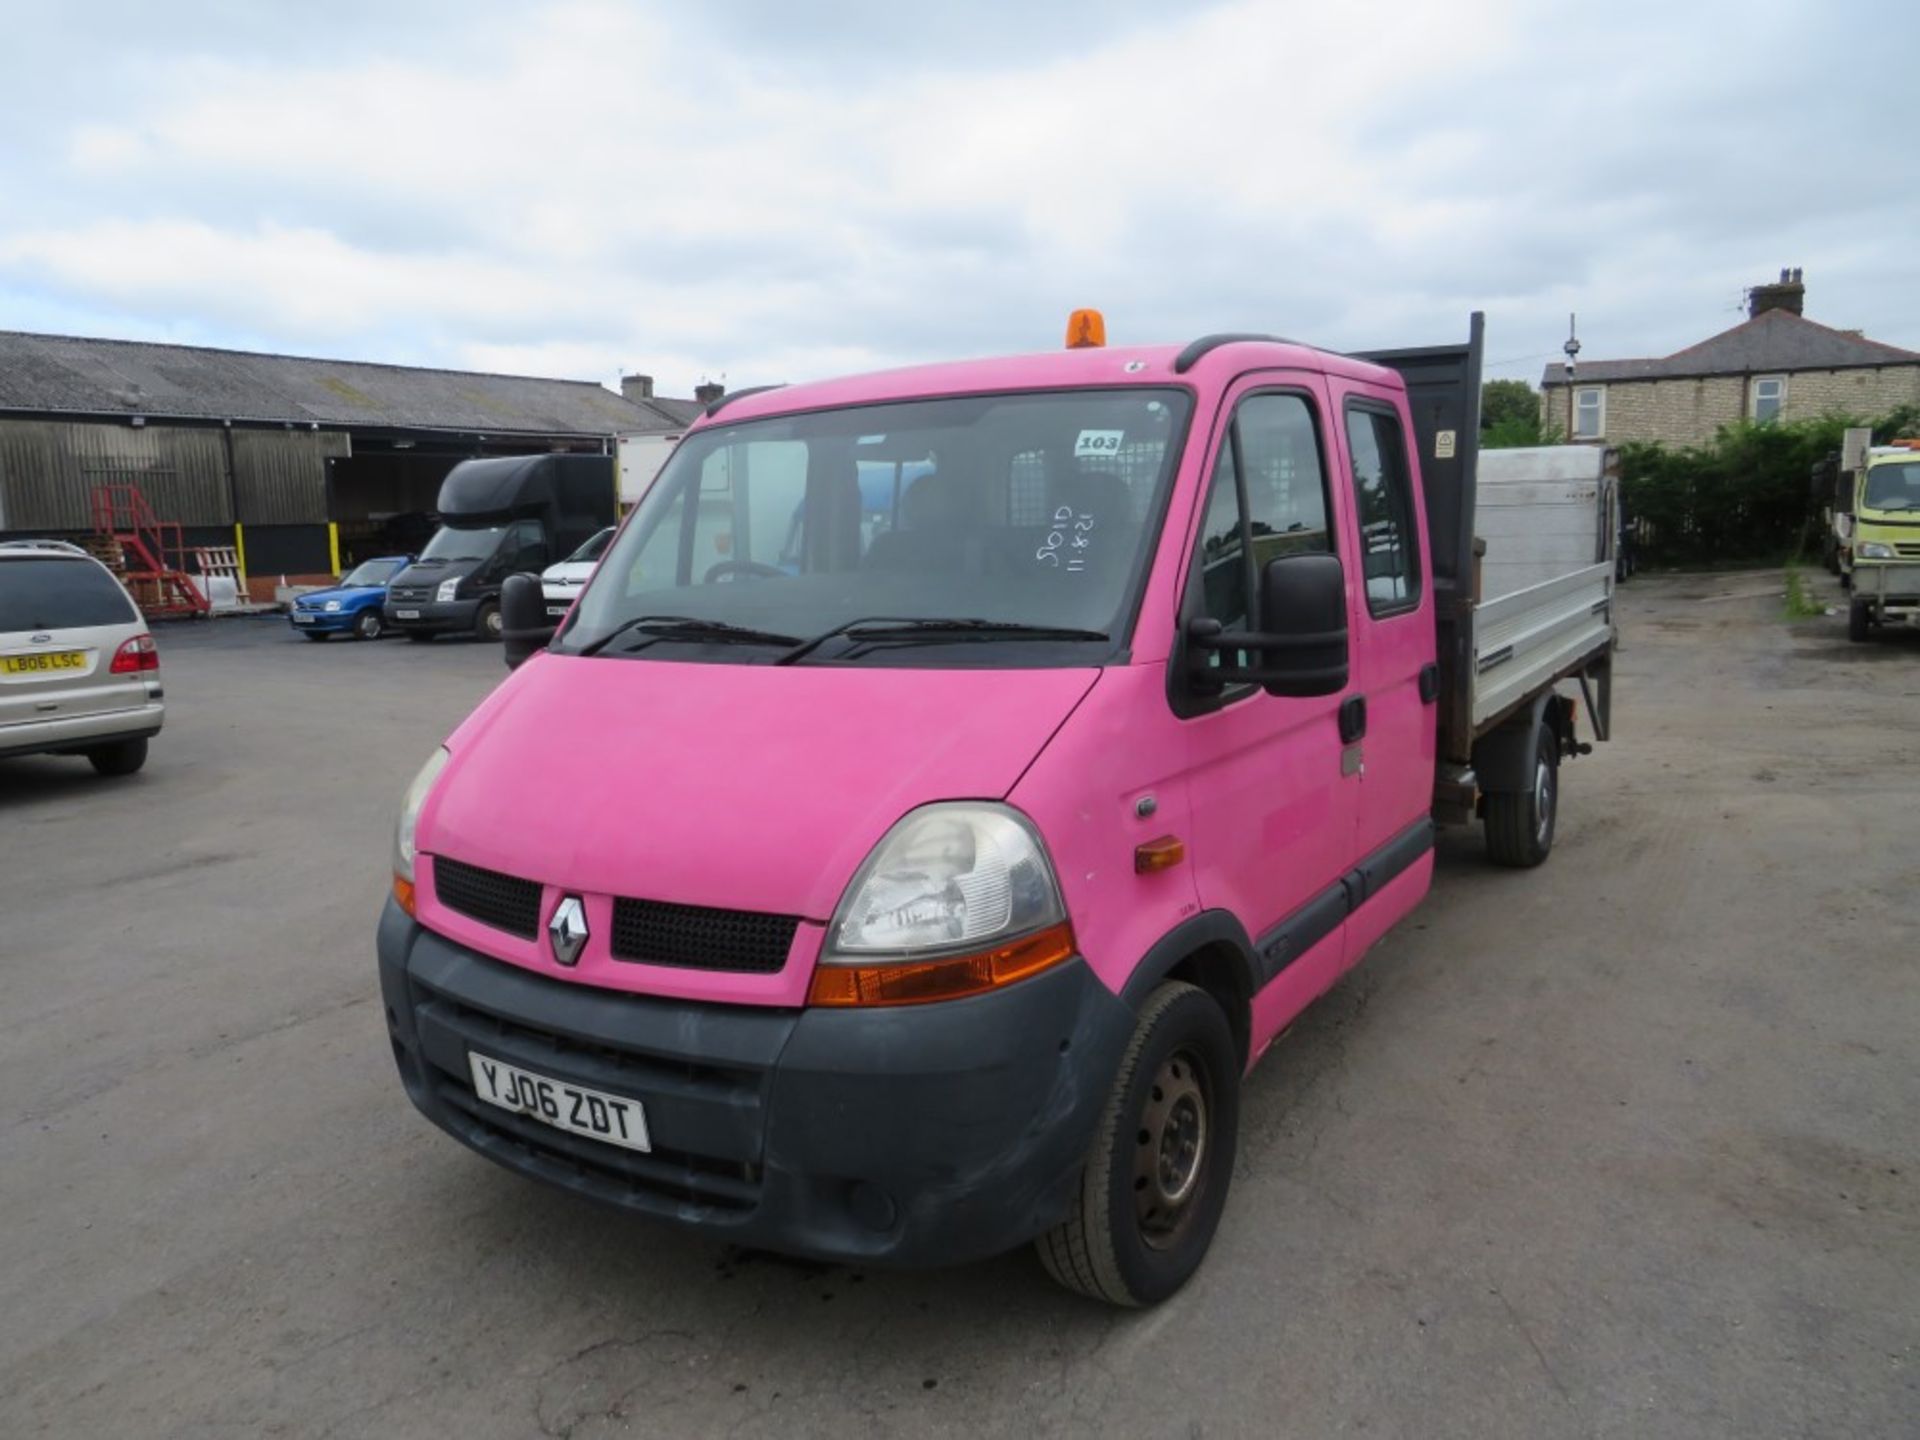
1329,383,1436,953
1170,377,1362,1022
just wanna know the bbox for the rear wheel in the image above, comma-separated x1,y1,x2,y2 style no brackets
1485,724,1558,868
1849,599,1873,643
1036,981,1239,1307
475,602,502,641
354,609,384,640
87,736,148,776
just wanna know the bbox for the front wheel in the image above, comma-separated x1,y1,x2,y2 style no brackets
475,602,502,641
1036,981,1239,1307
354,609,384,640
1485,724,1558,868
1849,600,1873,643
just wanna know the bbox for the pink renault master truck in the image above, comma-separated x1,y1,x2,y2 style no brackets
378,314,1616,1306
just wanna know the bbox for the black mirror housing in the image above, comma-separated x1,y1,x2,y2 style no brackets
1185,552,1349,698
500,572,555,670
1255,552,1348,697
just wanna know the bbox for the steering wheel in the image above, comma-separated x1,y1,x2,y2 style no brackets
702,559,786,584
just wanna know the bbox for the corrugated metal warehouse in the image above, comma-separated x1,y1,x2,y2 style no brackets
0,331,703,597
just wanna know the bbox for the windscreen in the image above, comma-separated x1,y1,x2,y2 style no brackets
419,525,508,562
1863,461,1920,512
565,528,616,565
341,559,404,587
559,388,1192,665
0,558,139,631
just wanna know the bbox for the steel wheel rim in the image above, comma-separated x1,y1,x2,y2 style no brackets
1534,756,1554,847
485,609,503,638
1133,1047,1210,1251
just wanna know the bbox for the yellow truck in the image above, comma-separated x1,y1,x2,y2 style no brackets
1846,439,1920,641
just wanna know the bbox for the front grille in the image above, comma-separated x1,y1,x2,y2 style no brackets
610,896,798,973
390,585,432,602
434,857,543,939
1895,543,1920,558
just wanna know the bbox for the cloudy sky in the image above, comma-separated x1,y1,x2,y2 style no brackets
0,0,1912,398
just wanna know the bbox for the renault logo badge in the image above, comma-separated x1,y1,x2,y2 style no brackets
548,895,589,966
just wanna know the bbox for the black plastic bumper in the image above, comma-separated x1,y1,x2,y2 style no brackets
377,899,1135,1266
383,598,481,634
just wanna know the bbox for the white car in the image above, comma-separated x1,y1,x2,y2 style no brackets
0,543,165,775
539,526,616,620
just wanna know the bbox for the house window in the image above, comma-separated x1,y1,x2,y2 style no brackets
1753,375,1786,423
1574,387,1604,439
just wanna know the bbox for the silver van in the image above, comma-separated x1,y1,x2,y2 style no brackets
0,542,165,776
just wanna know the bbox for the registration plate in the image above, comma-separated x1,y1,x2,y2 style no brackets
292,613,314,624
2,651,85,675
396,609,421,620
546,605,567,617
468,1052,650,1153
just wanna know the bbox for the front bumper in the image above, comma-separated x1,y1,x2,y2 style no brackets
289,610,357,633
384,598,480,633
377,899,1134,1266
1853,563,1920,608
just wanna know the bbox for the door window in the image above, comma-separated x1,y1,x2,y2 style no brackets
1343,406,1420,615
1190,392,1331,645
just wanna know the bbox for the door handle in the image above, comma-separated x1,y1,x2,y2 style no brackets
1338,695,1367,744
1418,662,1440,704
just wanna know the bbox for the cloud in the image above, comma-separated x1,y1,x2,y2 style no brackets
1,0,1916,396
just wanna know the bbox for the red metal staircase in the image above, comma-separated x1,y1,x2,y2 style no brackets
89,483,210,618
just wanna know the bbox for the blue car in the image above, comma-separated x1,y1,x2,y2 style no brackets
289,556,412,641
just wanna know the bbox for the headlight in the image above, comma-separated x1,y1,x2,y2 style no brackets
391,746,451,912
812,803,1074,1007
1858,541,1894,560
323,599,342,612
436,578,460,602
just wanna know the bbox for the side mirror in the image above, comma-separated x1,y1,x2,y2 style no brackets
1185,551,1349,698
500,572,555,670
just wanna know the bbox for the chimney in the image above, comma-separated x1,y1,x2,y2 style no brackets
693,381,726,405
620,373,655,401
1748,267,1805,320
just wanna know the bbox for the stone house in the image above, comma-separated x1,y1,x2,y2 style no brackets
1538,271,1920,448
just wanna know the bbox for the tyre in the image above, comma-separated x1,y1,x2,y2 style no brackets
302,631,330,642
1036,981,1239,1307
87,736,148,777
475,602,502,642
1485,724,1558,868
353,609,384,640
1849,600,1873,643
405,630,435,643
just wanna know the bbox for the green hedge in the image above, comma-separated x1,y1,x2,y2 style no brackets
1619,405,1920,564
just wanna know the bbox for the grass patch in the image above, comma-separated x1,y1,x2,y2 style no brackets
1783,564,1825,620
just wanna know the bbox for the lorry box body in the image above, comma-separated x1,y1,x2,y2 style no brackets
385,454,616,641
377,316,1615,1304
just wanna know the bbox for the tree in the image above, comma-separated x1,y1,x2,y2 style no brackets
1479,380,1563,448
1480,379,1540,432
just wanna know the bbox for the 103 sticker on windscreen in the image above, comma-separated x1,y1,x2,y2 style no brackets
1074,429,1125,460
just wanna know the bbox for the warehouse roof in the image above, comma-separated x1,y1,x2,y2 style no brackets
1541,309,1920,387
0,330,683,436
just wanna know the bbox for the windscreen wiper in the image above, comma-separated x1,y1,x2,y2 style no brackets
779,616,1110,665
576,614,802,657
